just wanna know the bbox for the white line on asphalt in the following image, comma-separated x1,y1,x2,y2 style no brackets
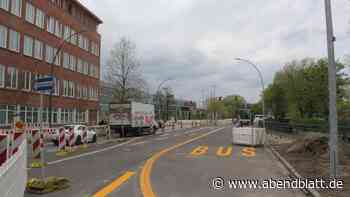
160,133,170,137
47,137,139,165
155,137,169,141
129,141,147,146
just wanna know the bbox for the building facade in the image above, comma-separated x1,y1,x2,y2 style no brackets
0,0,102,127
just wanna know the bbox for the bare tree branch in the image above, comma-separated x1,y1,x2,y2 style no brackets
105,37,148,103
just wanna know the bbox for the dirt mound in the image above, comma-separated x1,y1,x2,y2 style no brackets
286,134,328,155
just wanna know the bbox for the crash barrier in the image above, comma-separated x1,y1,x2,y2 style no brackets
31,130,41,159
232,127,266,146
82,127,87,144
163,119,232,129
68,128,75,147
0,131,27,197
58,128,65,151
265,120,350,142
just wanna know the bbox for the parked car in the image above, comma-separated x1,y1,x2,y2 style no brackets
51,125,97,146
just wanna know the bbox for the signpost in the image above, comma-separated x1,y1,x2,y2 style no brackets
34,76,54,180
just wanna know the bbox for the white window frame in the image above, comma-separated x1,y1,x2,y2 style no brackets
45,44,54,63
0,25,7,48
9,29,20,52
64,25,70,40
34,39,43,60
47,16,55,34
10,0,22,17
53,48,61,66
69,55,76,71
35,8,45,29
21,70,31,91
54,20,62,38
6,66,17,89
23,35,33,57
25,2,35,24
0,64,4,88
63,52,69,68
0,0,9,11
77,58,83,73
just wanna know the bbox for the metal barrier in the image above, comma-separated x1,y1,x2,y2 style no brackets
266,120,350,142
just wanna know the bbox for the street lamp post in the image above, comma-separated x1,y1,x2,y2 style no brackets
48,30,88,127
324,0,338,178
234,58,265,119
155,78,173,120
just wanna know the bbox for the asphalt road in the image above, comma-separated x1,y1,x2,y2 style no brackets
25,126,306,197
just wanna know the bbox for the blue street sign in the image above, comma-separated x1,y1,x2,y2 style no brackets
34,76,54,91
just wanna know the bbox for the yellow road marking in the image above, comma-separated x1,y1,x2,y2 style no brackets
216,146,233,157
92,171,135,197
190,145,208,156
241,147,256,157
140,127,225,197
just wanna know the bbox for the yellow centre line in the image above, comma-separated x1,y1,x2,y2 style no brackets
140,127,225,197
92,171,135,197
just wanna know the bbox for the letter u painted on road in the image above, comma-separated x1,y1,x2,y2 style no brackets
216,146,232,157
190,146,208,156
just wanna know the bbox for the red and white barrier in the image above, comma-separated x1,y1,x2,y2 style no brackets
0,134,9,167
0,130,27,197
31,130,41,159
68,128,75,147
58,128,65,150
12,132,24,155
82,127,87,144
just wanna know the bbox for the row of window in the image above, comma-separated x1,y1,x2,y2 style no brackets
0,104,88,126
25,2,100,56
0,1,100,56
25,2,45,29
0,64,99,101
0,24,99,79
62,51,99,78
0,0,22,17
49,0,98,31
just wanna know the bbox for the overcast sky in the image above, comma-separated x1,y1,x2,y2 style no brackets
82,0,350,104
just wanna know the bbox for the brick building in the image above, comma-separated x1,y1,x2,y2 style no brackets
0,0,102,127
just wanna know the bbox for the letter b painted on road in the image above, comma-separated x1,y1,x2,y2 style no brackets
190,146,208,156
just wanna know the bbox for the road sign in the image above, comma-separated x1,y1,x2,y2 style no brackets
34,76,54,91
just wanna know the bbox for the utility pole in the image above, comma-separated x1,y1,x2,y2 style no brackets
324,0,338,178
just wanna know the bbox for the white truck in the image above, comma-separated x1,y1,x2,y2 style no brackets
109,102,158,137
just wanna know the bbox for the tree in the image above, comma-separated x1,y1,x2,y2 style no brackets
106,37,147,103
264,57,349,121
263,83,287,119
222,95,246,119
208,99,225,119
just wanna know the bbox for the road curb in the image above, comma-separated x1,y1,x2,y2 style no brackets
269,146,322,197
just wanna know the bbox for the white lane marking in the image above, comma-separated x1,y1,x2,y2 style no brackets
160,133,170,137
184,127,207,134
173,134,179,137
129,141,147,146
47,138,139,165
46,148,57,153
155,137,169,141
